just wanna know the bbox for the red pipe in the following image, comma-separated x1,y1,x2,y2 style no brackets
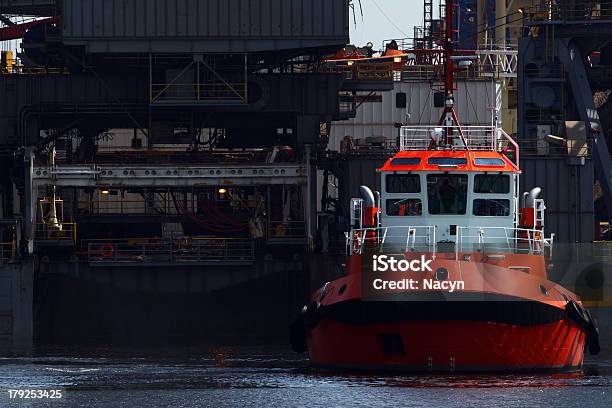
0,16,60,41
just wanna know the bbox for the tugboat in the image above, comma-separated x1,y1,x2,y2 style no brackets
290,0,599,372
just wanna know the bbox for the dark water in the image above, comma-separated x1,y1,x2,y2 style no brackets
1,347,611,407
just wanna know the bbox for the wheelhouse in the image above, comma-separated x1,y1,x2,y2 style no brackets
347,125,553,256
379,150,520,242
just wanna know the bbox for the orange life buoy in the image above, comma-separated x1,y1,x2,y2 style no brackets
99,243,115,258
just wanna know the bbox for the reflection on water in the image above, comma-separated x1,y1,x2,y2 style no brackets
0,347,611,407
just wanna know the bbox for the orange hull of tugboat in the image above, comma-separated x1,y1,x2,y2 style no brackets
309,320,584,372
292,253,598,373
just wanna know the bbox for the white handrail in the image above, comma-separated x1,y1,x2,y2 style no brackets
347,225,436,255
455,226,553,257
399,125,520,168
347,225,554,257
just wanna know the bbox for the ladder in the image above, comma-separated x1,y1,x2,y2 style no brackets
534,198,546,229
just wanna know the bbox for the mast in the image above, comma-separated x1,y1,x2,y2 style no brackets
443,0,454,124
439,0,468,148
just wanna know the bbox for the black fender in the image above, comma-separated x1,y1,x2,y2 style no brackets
289,301,323,353
303,301,322,330
585,309,601,355
566,300,600,355
566,300,589,329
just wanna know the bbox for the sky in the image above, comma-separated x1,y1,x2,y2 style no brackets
350,0,424,50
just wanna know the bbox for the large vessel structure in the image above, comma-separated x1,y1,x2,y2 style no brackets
292,122,600,372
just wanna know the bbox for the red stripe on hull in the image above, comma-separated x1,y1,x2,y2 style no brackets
308,319,585,372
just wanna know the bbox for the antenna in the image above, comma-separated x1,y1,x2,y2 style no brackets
438,0,469,148
349,0,364,28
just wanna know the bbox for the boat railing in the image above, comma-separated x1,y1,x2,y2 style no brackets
346,225,437,255
86,237,255,266
345,225,554,257
455,226,554,258
399,125,519,166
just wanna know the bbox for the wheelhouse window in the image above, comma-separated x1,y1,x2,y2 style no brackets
474,158,505,167
474,175,510,194
391,157,421,166
386,174,421,193
473,199,511,216
428,157,468,166
427,175,468,215
386,199,423,216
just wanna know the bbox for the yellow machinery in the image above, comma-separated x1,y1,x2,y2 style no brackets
1,51,15,73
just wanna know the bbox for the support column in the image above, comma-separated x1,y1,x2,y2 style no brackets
22,148,35,255
305,144,317,252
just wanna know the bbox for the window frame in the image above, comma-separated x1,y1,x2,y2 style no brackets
472,198,512,217
426,173,469,215
473,174,511,194
474,157,506,167
385,198,423,217
427,157,469,166
390,157,421,166
385,174,422,194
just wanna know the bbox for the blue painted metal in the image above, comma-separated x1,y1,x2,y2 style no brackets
557,40,612,222
518,9,612,225
458,0,477,49
487,0,496,42
456,0,495,50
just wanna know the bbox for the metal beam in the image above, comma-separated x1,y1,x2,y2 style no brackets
33,164,307,188
476,48,519,78
0,15,15,26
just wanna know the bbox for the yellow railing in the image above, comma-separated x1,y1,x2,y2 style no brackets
34,223,77,243
1,58,70,75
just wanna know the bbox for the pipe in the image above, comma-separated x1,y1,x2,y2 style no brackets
374,190,381,228
522,191,529,208
374,190,381,209
525,187,542,208
360,185,375,207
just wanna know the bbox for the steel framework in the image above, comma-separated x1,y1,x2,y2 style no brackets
33,164,307,188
